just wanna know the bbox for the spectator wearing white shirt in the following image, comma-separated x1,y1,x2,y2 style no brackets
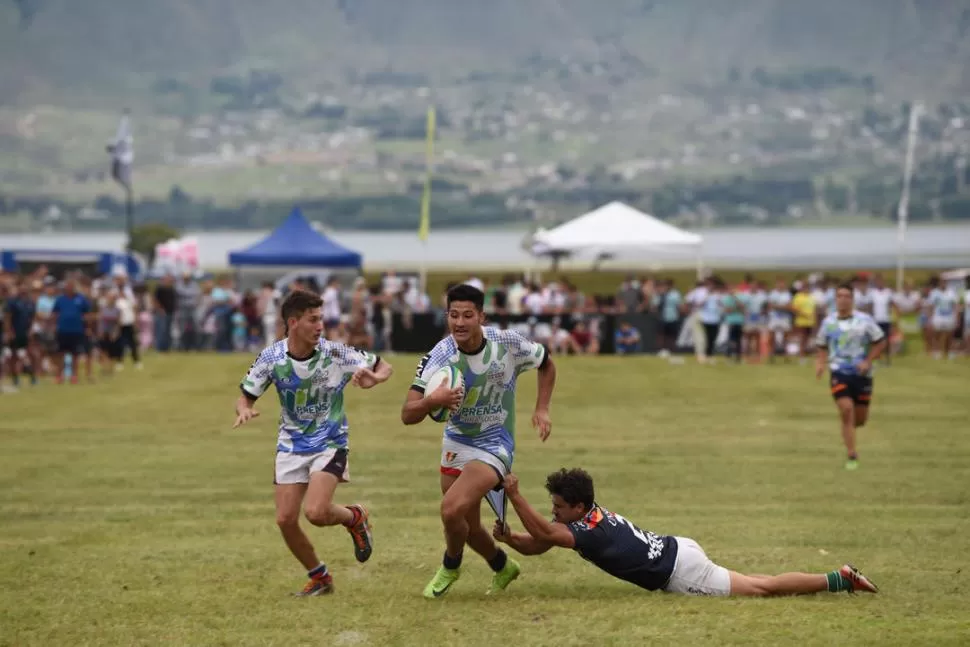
853,277,873,315
892,281,921,315
403,280,431,314
463,275,485,292
868,274,895,363
258,281,281,346
917,284,933,355
698,277,725,362
382,271,403,298
506,277,528,316
523,284,546,315
685,280,710,362
114,289,142,371
321,277,342,339
544,283,567,314
809,278,829,320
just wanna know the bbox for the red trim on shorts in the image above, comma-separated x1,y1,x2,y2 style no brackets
440,466,461,477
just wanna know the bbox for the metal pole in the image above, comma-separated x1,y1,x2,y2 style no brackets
896,101,922,292
125,185,134,252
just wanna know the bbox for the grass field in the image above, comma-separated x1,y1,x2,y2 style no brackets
2,352,969,646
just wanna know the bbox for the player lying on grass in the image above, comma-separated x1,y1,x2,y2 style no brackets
234,289,393,596
401,284,556,599
494,468,878,597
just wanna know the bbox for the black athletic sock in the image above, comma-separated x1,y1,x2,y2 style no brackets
487,549,508,573
443,550,463,570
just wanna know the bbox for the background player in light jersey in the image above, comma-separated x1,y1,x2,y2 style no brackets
767,278,792,361
721,284,746,362
963,277,970,356
494,468,878,597
853,276,874,315
401,284,557,599
234,289,393,596
815,284,887,471
924,276,960,359
743,281,768,362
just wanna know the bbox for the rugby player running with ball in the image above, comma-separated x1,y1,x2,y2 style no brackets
402,284,556,599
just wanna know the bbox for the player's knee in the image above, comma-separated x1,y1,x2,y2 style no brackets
440,497,471,524
303,504,337,527
276,510,301,529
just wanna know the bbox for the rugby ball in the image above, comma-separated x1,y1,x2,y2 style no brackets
425,365,464,423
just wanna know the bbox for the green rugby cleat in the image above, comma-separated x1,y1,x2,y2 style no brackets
423,566,461,599
486,557,521,595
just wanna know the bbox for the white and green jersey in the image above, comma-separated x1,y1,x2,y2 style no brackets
241,339,379,453
411,327,547,469
814,310,885,377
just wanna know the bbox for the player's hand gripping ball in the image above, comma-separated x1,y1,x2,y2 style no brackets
424,365,464,423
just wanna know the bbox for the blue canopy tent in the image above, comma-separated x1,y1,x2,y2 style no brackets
228,207,362,268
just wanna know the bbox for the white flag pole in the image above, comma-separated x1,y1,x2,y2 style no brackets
896,101,922,292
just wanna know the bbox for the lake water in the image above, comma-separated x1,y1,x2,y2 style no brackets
1,225,968,271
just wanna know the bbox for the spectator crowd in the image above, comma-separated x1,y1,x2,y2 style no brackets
2,265,967,392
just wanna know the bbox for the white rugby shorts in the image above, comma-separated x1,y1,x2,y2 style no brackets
743,320,766,333
440,437,508,481
768,319,792,333
664,536,732,597
275,447,349,485
931,315,957,333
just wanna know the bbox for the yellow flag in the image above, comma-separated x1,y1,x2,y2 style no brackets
418,106,436,242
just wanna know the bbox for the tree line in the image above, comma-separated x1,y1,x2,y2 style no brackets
2,153,969,231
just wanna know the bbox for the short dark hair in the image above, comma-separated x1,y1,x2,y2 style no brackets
836,282,854,294
446,284,485,310
545,468,595,510
281,289,323,323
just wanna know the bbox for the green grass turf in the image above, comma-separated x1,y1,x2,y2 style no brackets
1,352,969,646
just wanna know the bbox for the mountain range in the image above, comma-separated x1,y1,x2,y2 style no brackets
2,0,969,106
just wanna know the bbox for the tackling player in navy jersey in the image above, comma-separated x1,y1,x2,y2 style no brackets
494,468,878,597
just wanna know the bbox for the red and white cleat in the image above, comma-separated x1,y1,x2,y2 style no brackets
839,564,879,593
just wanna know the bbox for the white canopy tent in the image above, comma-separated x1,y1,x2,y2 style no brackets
531,201,705,277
